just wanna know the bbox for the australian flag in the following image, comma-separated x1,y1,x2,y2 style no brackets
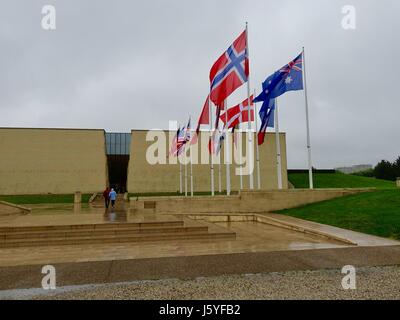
254,52,303,103
254,52,303,145
258,99,275,145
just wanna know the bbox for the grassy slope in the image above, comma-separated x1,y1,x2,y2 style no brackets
279,189,400,240
284,172,399,240
0,194,92,204
288,172,396,189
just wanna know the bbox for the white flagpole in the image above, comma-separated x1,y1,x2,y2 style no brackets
218,106,222,194
239,104,243,190
218,162,222,192
224,100,231,195
178,124,183,194
185,153,188,197
302,47,314,189
180,162,183,193
218,150,222,193
190,136,194,197
254,89,261,189
209,95,215,196
275,99,283,189
183,118,190,197
245,22,254,190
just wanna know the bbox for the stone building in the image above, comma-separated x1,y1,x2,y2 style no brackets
0,127,288,195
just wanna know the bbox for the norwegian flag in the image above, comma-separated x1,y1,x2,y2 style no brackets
209,30,249,106
220,95,254,129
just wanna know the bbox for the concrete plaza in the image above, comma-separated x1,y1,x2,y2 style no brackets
1,196,399,293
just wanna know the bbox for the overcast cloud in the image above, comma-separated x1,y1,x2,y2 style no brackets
0,0,399,168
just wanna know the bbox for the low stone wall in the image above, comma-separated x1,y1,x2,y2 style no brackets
130,188,373,214
0,201,31,216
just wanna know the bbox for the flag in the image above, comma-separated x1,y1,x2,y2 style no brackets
174,117,191,155
254,52,303,103
209,30,249,106
184,117,191,143
254,52,303,145
195,96,210,135
169,126,185,156
206,103,224,152
220,95,254,129
232,126,239,148
214,104,222,129
208,129,225,155
192,96,210,145
257,99,275,145
169,119,191,157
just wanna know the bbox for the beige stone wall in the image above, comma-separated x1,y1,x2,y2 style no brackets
0,127,288,195
127,130,288,193
130,189,372,214
0,128,108,195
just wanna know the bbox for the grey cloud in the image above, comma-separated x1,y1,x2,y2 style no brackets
0,0,399,168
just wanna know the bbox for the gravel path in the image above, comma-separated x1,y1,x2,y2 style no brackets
5,265,400,300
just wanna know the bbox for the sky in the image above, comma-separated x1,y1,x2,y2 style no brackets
0,0,399,169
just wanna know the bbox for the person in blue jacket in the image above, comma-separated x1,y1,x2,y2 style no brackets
109,188,117,209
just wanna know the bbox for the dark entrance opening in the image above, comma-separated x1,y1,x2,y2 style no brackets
105,132,131,193
107,155,129,193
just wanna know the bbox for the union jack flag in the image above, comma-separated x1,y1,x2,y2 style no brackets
280,56,302,74
209,31,249,106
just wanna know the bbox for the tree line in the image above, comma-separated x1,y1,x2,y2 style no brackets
354,156,400,181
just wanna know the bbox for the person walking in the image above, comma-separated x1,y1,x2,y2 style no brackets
102,187,110,208
109,188,117,209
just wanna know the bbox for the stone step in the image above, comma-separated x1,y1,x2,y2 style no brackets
0,220,184,234
0,229,236,248
1,225,209,240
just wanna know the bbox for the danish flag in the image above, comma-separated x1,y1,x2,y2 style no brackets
209,31,249,106
220,96,254,129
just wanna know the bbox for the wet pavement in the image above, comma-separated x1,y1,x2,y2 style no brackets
0,201,398,268
1,201,400,292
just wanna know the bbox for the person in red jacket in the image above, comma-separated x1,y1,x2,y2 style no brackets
103,187,111,208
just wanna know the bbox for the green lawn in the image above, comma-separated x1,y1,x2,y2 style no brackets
0,194,92,204
279,189,400,240
288,172,396,189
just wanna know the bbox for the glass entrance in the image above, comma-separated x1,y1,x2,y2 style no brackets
105,132,131,193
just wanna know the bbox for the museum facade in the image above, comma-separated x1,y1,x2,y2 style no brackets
0,127,288,195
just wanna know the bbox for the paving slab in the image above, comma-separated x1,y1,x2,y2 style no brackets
1,245,400,291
